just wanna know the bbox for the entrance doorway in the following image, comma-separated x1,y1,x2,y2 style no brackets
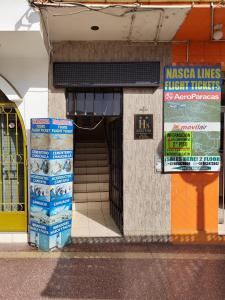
66,89,123,237
0,93,27,232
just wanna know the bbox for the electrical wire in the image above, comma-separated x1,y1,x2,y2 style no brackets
73,101,112,130
73,117,104,131
51,8,159,18
51,5,141,18
31,1,162,19
29,1,192,43
39,7,53,58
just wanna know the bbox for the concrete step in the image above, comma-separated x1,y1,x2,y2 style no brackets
76,147,107,154
76,142,106,148
74,174,109,183
74,191,109,202
74,182,109,193
75,153,108,161
74,160,108,168
74,166,109,175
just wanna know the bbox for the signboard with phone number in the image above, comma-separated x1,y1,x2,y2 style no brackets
164,66,221,172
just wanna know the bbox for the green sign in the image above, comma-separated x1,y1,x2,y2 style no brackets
165,132,192,156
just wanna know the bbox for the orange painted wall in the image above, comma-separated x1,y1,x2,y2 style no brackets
172,174,218,233
171,8,225,242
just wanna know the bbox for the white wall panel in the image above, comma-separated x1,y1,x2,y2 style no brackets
0,58,48,130
0,0,40,31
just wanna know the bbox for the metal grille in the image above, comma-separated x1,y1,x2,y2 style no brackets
66,89,122,116
0,106,25,212
54,62,160,88
109,118,123,233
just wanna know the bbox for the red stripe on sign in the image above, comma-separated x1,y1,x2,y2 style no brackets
164,92,221,101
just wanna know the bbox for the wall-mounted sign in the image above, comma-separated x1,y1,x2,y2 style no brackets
164,66,221,172
134,114,153,139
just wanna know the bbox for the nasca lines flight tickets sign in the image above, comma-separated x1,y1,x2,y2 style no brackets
164,66,221,172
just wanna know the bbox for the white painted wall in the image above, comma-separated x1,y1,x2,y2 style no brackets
0,58,48,146
0,0,40,31
0,1,49,236
0,0,49,234
0,0,49,138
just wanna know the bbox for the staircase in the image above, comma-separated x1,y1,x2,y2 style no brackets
73,118,110,203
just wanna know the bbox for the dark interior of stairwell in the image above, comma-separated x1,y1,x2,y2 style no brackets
71,116,123,238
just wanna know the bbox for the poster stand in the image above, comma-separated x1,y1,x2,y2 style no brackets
29,118,74,251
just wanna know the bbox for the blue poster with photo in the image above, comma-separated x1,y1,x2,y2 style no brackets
29,118,74,251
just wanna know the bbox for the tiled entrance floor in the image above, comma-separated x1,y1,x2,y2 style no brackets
72,202,121,237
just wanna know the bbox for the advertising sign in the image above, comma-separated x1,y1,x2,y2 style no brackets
164,66,221,172
29,118,74,251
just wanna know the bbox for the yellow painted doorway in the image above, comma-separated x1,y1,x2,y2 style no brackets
0,99,27,232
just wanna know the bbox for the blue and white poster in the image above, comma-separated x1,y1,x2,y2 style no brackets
29,118,74,251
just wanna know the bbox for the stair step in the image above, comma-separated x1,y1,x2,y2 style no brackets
74,182,109,193
74,191,109,202
74,166,109,175
74,160,108,168
75,153,108,161
76,142,107,148
74,174,109,183
76,147,107,154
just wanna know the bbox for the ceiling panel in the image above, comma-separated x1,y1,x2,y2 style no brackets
44,6,191,42
130,10,160,41
160,8,191,40
47,7,131,41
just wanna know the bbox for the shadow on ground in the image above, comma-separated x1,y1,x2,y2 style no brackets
40,242,225,299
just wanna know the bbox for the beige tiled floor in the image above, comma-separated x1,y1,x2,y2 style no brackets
72,202,121,237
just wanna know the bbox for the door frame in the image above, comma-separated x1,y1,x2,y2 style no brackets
108,117,123,234
0,102,28,232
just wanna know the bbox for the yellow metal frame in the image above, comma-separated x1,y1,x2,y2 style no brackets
0,102,27,232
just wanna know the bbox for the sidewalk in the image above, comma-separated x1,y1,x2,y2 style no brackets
0,243,225,299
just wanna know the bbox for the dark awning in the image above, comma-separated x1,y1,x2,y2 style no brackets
53,62,160,88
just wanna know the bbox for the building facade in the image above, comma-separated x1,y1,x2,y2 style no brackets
0,0,225,244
